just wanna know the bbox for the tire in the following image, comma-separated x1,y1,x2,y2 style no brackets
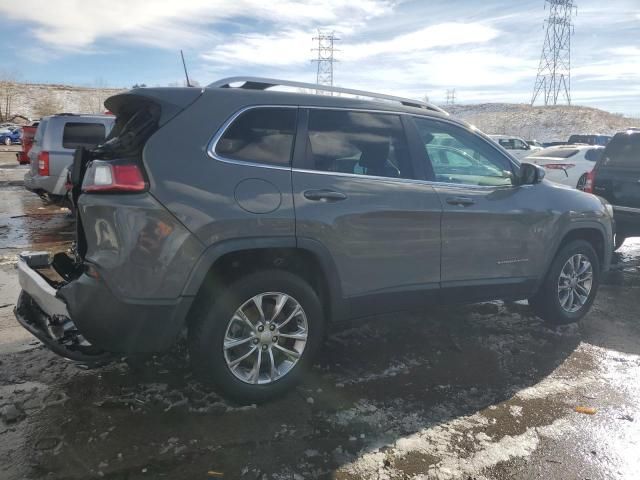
529,240,600,325
576,173,587,191
4,137,10,146
188,270,325,404
614,234,626,251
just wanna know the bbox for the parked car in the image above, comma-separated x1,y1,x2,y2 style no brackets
567,134,612,146
16,125,38,164
15,77,613,403
584,129,640,249
488,135,535,159
526,140,544,149
543,141,568,148
527,145,604,189
0,126,21,145
24,114,114,202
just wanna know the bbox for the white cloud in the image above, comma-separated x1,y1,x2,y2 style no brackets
203,22,499,68
0,0,392,50
572,47,640,81
342,23,500,62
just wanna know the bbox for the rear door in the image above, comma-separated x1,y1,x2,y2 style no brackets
408,116,548,294
594,133,640,209
292,108,442,315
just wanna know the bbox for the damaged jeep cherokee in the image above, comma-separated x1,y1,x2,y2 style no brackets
15,77,614,403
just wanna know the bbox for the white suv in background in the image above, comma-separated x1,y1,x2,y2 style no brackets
489,135,539,159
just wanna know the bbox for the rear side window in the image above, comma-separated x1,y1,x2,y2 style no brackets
215,108,297,166
62,122,106,149
304,110,412,179
530,148,579,158
602,133,640,168
584,148,603,162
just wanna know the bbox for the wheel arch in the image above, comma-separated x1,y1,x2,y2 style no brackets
546,222,611,279
182,237,348,325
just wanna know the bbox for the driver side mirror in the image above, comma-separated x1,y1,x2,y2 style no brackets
519,162,545,185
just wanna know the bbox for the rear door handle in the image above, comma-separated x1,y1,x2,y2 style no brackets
303,189,348,202
446,196,475,207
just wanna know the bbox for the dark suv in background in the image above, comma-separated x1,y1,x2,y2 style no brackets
586,129,640,249
15,78,613,402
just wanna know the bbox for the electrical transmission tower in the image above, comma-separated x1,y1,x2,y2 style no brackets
531,0,577,106
312,30,339,92
446,89,456,105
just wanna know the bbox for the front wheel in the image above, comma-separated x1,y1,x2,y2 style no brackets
529,240,600,325
4,137,10,146
188,270,324,404
614,234,626,251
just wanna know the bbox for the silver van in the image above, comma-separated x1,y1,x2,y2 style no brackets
25,114,115,201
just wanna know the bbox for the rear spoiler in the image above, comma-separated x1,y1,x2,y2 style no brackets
104,87,204,128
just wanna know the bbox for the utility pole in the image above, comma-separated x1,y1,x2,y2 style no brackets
531,0,576,105
446,89,456,105
312,30,339,93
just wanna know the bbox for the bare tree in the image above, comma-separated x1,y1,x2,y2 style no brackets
33,95,63,117
0,70,19,121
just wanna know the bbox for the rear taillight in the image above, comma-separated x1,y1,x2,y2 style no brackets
37,151,50,176
82,161,148,193
544,163,575,170
583,170,595,193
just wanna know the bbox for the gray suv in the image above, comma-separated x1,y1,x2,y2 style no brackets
25,113,114,202
15,78,614,403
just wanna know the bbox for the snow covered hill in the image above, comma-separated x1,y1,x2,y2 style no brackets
445,103,638,143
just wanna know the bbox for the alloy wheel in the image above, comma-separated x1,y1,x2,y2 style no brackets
223,292,308,385
557,254,593,313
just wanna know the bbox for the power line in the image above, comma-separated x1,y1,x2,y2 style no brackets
531,0,577,106
312,30,339,93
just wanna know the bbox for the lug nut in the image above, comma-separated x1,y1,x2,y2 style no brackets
262,344,268,350
269,324,276,331
253,338,259,345
272,336,278,342
257,325,264,332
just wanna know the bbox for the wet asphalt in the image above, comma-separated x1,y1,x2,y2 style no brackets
1,148,640,480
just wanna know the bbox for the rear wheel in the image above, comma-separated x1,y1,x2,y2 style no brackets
188,270,324,403
576,173,587,190
4,137,10,146
529,240,600,325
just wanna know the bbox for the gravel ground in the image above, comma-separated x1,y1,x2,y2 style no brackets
1,149,640,480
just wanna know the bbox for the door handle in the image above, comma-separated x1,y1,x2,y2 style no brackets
446,196,475,207
303,189,347,202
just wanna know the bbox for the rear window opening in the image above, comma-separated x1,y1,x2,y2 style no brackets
94,100,161,160
63,122,107,150
602,133,640,168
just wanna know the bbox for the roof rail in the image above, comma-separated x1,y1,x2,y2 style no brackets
207,76,448,115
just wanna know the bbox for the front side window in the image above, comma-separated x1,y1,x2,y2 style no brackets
215,107,297,166
62,122,107,149
413,118,514,187
304,110,412,179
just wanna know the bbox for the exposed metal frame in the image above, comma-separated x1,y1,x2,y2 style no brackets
207,76,448,114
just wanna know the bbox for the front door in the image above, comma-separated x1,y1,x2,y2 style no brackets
292,109,442,315
409,117,550,293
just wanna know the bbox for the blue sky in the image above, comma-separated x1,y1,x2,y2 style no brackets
0,0,639,114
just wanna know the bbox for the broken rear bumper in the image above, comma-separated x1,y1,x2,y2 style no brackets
14,253,113,363
14,252,193,360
